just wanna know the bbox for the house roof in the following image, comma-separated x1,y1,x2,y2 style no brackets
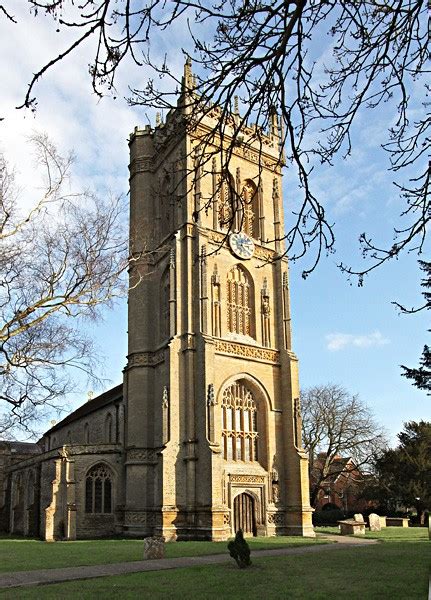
44,384,123,436
313,455,358,483
0,441,41,455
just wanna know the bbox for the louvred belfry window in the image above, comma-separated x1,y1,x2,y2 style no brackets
226,265,254,337
221,382,259,462
85,464,113,514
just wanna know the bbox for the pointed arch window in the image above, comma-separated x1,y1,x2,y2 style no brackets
85,464,113,514
221,382,259,462
240,180,259,239
226,265,255,338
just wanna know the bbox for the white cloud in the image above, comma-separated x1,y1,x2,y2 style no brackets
326,330,390,351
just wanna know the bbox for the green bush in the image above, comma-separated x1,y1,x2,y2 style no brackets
313,509,345,526
227,530,252,568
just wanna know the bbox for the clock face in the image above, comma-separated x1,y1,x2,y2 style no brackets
229,232,255,260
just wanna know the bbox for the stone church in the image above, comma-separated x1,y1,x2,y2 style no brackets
0,62,314,541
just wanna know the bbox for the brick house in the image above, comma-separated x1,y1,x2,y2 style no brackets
312,454,372,513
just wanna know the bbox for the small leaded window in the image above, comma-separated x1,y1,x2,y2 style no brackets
221,382,258,461
227,265,254,337
85,464,113,514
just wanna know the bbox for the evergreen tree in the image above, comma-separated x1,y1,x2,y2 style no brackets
371,421,431,524
400,261,431,394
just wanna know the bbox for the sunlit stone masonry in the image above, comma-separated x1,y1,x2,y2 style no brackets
0,61,314,541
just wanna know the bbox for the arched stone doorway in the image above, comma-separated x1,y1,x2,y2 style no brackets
233,492,256,537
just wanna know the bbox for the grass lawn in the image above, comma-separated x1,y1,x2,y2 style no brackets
0,535,327,573
315,525,428,541
0,529,429,599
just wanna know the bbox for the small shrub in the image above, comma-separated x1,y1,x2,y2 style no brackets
313,509,345,526
227,529,252,568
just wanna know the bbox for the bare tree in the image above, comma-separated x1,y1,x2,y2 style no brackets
0,133,129,436
301,383,387,507
1,1,428,279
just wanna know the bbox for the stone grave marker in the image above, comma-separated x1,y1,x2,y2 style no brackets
143,536,165,560
353,513,365,522
368,513,381,532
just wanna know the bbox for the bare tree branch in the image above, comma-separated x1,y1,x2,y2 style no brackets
2,1,427,279
301,383,387,507
0,133,130,435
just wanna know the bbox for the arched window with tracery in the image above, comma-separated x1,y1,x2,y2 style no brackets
85,464,113,514
221,381,259,462
226,265,255,338
240,180,259,239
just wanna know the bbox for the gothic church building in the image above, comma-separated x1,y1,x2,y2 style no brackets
0,62,314,541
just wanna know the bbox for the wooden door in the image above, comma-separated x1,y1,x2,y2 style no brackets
233,492,256,536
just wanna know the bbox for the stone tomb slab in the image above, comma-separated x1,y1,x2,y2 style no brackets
338,520,366,536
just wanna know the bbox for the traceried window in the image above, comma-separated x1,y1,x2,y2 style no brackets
222,382,259,462
85,464,113,514
227,265,255,338
240,180,259,239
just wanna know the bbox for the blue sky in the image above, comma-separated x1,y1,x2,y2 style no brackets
0,5,428,442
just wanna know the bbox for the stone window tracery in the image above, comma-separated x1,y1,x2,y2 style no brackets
240,180,259,239
226,265,255,338
85,464,113,514
221,382,258,462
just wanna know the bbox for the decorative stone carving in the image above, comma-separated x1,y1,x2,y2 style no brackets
223,513,231,525
130,157,153,175
125,512,146,525
211,264,221,337
162,387,169,409
293,398,303,448
128,350,165,368
162,387,170,445
230,474,265,484
208,230,226,245
207,384,216,406
143,536,165,560
267,512,284,525
125,511,158,526
261,278,271,348
126,449,157,463
254,246,275,261
272,483,280,504
181,334,195,351
215,340,279,364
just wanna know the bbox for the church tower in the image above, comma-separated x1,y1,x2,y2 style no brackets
124,61,314,540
